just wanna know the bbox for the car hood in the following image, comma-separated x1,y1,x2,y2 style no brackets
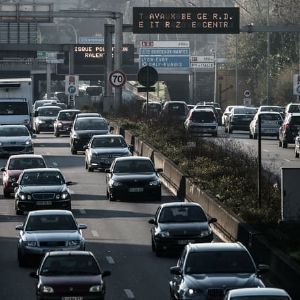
0,136,31,143
92,148,130,155
112,173,158,182
40,274,102,286
75,130,109,137
184,273,262,289
19,185,66,193
160,222,209,234
36,116,57,121
23,230,81,242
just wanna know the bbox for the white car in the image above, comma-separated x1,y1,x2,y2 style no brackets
249,112,282,139
224,287,292,300
222,105,240,126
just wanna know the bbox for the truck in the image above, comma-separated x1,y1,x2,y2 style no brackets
0,78,33,130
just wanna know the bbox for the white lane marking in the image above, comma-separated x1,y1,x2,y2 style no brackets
284,159,291,162
52,162,58,167
106,256,115,264
46,152,50,155
91,230,99,237
124,289,135,299
263,149,270,153
79,209,86,215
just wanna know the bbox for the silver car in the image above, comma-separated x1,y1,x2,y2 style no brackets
84,134,132,172
16,210,87,267
224,288,292,300
0,125,34,157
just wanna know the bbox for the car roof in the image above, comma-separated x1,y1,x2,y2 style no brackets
160,202,202,209
228,288,290,297
28,210,73,216
37,105,61,110
0,124,27,128
114,156,151,162
22,168,60,173
257,111,282,115
192,108,215,112
187,242,245,252
75,116,106,121
47,250,93,257
58,109,81,113
92,134,123,139
76,113,101,116
9,154,44,159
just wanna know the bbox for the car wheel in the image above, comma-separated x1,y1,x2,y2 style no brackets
54,132,59,137
71,147,77,155
107,190,115,201
224,126,228,133
228,127,233,134
278,140,282,147
253,133,257,139
295,150,299,158
249,132,252,139
282,141,288,148
35,128,40,134
85,161,88,170
276,134,279,140
87,164,94,172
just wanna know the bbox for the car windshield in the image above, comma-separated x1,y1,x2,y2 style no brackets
0,126,29,137
0,102,28,115
191,111,215,122
159,206,207,223
167,103,185,115
20,171,64,186
25,214,77,231
231,297,290,300
233,108,256,115
74,118,108,130
8,158,46,170
38,107,60,117
260,106,283,113
58,111,78,121
92,137,127,148
40,255,100,276
260,114,282,121
184,251,256,274
113,160,154,173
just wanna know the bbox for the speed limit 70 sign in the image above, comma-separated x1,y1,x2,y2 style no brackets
109,70,127,88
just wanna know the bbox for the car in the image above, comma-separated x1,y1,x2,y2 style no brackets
84,134,132,172
184,108,218,137
149,202,217,256
0,125,34,157
160,101,189,123
30,251,111,300
43,102,67,110
74,112,102,121
142,101,162,117
33,100,59,112
295,134,300,158
169,242,268,300
197,101,221,109
279,112,300,148
225,106,257,133
70,117,109,154
257,105,285,118
285,102,300,114
33,105,61,133
1,154,46,198
224,288,292,300
222,105,237,126
53,109,81,137
106,156,162,202
215,107,223,125
249,112,283,139
194,104,218,118
16,210,87,267
14,168,73,215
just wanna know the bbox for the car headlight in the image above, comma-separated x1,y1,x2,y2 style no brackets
61,192,69,199
41,286,54,293
25,241,38,247
149,180,160,186
158,231,170,238
89,285,103,292
19,193,31,200
0,142,2,146
200,229,212,237
25,140,32,145
185,288,202,296
57,122,63,127
38,120,45,124
73,133,79,139
67,240,81,247
112,181,123,187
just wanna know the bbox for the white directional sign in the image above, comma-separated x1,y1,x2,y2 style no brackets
109,70,127,88
293,74,300,96
190,55,215,69
65,75,79,96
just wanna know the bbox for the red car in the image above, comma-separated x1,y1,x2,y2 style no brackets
54,109,81,137
1,154,47,198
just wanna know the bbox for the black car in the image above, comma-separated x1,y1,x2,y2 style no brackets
169,242,269,300
160,101,189,123
279,112,300,148
33,106,61,134
30,251,111,300
70,117,109,154
14,168,73,215
149,202,216,256
106,156,162,202
225,106,257,133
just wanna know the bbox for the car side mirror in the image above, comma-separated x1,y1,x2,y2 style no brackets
15,224,24,230
0,167,5,172
29,271,38,279
208,217,217,224
257,264,269,275
11,182,19,187
66,181,74,186
170,266,182,275
102,270,111,277
78,224,87,230
148,218,156,225
156,168,163,173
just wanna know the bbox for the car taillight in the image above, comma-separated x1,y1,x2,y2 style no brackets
284,123,289,129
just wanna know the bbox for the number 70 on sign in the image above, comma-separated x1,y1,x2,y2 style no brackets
109,70,127,87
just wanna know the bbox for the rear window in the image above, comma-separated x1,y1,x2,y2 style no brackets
167,103,185,114
38,107,60,117
8,158,46,170
288,105,300,113
233,108,256,115
191,111,216,122
261,114,282,121
290,116,300,125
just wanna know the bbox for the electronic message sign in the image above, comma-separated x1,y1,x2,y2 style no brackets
133,7,240,34
73,44,134,65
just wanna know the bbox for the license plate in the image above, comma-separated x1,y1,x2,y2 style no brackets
129,187,144,192
36,201,52,205
178,240,194,245
62,297,83,300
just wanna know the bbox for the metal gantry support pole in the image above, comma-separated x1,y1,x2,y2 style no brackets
68,45,75,108
258,114,262,208
46,62,51,98
235,35,238,105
